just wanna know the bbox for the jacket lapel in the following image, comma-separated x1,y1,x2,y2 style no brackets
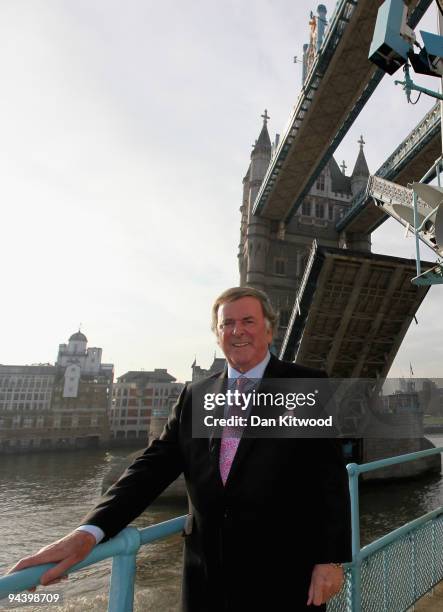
207,369,228,483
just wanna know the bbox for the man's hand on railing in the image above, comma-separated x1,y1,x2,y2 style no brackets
306,563,344,606
7,531,96,588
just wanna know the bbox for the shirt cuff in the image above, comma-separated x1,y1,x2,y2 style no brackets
75,525,105,544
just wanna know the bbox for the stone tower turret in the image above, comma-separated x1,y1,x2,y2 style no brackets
351,135,370,197
248,110,272,213
244,111,272,289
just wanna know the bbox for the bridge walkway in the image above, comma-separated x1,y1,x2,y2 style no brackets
415,581,443,610
337,102,442,235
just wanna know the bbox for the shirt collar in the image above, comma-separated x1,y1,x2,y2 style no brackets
227,350,271,380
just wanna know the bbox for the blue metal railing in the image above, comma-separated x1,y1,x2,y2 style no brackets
329,445,443,612
0,516,186,612
1,447,442,611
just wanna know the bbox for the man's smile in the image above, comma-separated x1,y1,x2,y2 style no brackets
216,296,273,372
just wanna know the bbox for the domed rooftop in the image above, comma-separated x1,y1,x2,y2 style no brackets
69,331,87,343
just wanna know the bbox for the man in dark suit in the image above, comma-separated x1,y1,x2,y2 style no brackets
9,287,351,610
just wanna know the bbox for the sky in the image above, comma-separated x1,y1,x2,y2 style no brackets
1,0,442,382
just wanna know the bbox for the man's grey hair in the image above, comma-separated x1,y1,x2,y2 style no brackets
211,286,278,335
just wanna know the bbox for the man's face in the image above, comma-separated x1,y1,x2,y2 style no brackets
216,296,273,373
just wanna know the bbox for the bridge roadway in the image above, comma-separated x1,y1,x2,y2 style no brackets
337,102,442,235
253,0,432,222
279,241,431,377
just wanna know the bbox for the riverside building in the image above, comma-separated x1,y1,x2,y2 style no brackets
110,369,183,444
0,331,113,453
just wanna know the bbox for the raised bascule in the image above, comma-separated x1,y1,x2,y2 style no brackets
238,0,442,469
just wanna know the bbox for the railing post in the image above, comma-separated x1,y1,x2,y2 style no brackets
412,191,421,278
347,463,361,612
108,527,141,612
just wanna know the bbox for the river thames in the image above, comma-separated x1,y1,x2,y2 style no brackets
1,440,442,611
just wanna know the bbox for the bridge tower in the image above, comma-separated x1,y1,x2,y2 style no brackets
239,111,272,291
238,113,371,353
351,136,370,196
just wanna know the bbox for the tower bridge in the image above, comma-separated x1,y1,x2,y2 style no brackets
238,1,442,474
239,1,441,377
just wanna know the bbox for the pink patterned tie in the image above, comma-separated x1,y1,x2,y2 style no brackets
219,377,248,485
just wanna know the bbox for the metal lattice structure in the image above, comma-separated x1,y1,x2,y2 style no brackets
377,103,441,184
338,102,442,234
329,515,443,611
329,448,443,612
367,175,443,257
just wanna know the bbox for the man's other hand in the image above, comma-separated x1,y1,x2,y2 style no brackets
7,530,96,588
307,563,344,606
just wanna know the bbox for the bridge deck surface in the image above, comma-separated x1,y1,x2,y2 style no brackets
280,244,431,377
415,581,443,610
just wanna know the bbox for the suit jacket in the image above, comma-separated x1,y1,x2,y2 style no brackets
81,355,351,612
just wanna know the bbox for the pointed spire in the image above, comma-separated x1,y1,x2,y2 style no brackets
252,110,271,156
329,157,352,195
191,356,196,368
351,135,369,178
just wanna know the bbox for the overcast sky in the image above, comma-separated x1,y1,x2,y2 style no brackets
1,1,441,382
